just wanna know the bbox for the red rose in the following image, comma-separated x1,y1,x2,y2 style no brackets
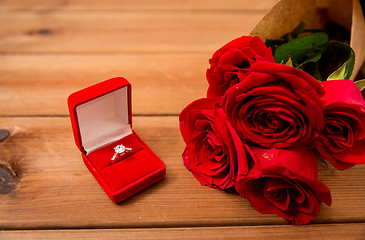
314,80,365,170
235,146,332,225
206,36,274,98
179,98,249,189
222,61,325,148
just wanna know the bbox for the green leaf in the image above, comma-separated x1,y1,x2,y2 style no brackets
297,52,322,67
327,41,355,80
355,79,365,91
274,33,328,67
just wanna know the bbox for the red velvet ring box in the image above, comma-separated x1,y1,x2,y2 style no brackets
68,77,166,202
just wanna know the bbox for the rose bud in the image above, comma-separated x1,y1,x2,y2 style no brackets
235,146,332,225
179,98,250,189
222,61,325,148
314,79,365,170
206,36,274,98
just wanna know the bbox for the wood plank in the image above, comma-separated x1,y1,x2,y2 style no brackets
0,53,208,116
0,11,264,53
0,0,278,11
0,117,364,229
1,223,365,240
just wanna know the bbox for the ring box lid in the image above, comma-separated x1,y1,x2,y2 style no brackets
68,77,132,155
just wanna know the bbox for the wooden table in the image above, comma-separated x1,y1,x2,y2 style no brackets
0,0,364,239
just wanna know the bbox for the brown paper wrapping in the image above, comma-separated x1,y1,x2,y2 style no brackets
250,0,365,80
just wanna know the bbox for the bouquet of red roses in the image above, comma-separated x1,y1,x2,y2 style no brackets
179,20,365,224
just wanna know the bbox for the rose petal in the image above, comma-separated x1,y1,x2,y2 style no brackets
179,98,221,143
222,62,324,148
206,36,275,98
322,80,365,110
218,48,250,66
264,178,292,211
330,140,365,165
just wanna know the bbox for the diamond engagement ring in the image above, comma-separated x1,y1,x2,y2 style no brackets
111,144,132,163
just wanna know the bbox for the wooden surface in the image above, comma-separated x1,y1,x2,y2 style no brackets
0,0,364,239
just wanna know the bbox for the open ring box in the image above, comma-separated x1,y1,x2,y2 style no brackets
68,77,166,202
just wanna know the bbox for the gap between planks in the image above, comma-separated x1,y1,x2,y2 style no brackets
0,223,364,240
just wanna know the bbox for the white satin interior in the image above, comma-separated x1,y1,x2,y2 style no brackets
76,87,132,154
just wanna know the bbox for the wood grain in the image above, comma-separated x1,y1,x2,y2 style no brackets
0,0,278,11
0,11,264,54
0,117,364,230
1,0,364,237
0,6,269,116
0,53,208,116
1,223,365,240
